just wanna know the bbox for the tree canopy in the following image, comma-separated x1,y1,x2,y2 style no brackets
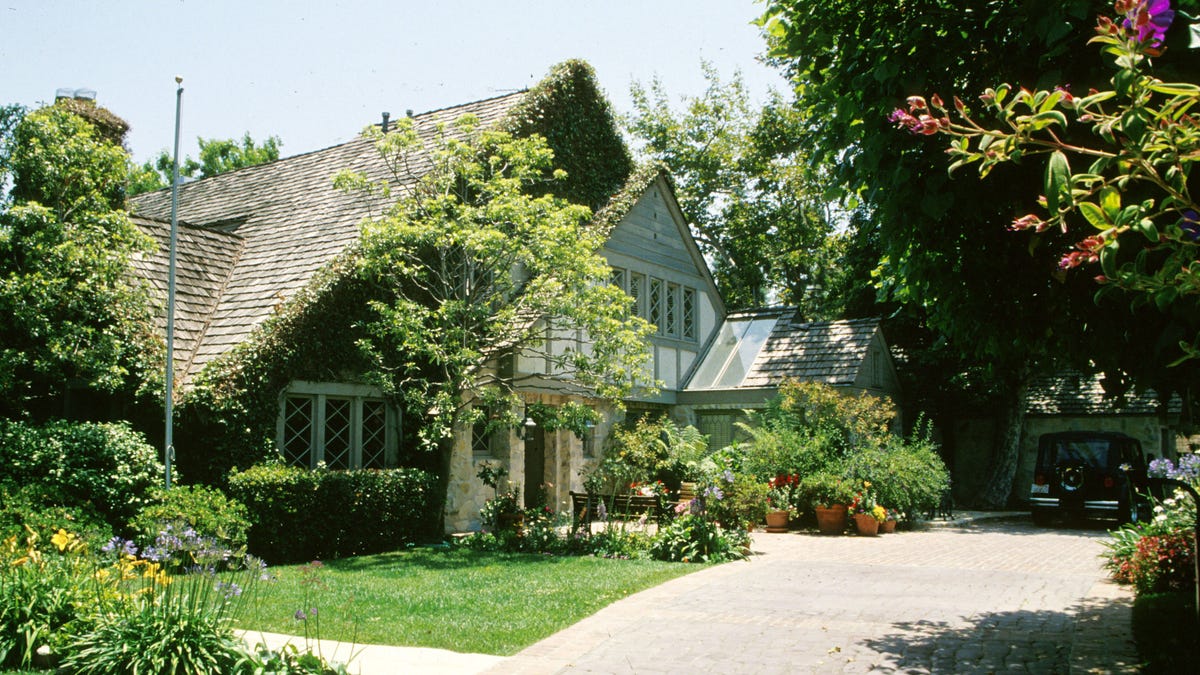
128,132,282,195
625,64,841,313
0,101,158,419
343,115,654,450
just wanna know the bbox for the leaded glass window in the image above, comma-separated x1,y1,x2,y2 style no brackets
649,278,663,333
665,283,679,337
283,396,314,467
629,273,645,318
683,287,696,340
279,388,394,470
361,400,387,469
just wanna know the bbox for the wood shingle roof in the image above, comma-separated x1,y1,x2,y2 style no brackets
129,93,525,384
741,312,881,388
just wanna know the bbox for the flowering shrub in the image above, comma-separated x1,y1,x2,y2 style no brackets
766,474,801,516
1126,532,1196,594
0,528,92,668
1104,486,1196,594
647,514,747,563
1148,454,1200,484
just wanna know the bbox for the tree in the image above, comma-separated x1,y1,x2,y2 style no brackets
899,1,1200,411
626,64,839,312
342,114,654,453
0,101,158,419
128,133,282,195
757,0,1145,507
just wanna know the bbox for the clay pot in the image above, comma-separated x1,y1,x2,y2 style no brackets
880,519,897,534
853,512,879,536
814,504,848,536
765,509,790,533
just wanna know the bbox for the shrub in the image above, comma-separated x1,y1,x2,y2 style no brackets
841,426,950,522
129,484,251,552
227,463,440,562
647,514,746,563
0,419,163,529
797,472,856,509
0,483,112,547
1127,533,1196,595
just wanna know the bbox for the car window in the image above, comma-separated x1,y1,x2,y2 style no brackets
1052,439,1112,468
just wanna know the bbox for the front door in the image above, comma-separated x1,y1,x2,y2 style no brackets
524,426,545,509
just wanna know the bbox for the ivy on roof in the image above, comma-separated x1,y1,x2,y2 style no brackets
500,59,634,211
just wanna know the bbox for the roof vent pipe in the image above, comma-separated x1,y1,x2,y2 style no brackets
381,111,390,133
405,109,413,118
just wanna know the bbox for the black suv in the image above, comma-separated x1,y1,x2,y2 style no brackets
1029,431,1149,525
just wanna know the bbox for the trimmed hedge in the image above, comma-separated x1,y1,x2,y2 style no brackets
227,463,441,563
0,419,162,530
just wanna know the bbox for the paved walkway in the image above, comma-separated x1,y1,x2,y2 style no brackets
260,516,1140,674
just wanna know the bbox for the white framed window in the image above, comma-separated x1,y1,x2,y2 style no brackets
278,382,397,470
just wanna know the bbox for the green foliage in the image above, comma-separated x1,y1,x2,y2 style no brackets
0,529,92,669
722,474,770,527
501,60,634,211
0,419,163,530
128,133,283,196
839,424,950,522
349,113,653,450
909,2,1200,365
626,63,838,311
0,484,113,547
589,417,710,494
1131,591,1199,673
0,102,159,417
129,485,251,552
62,528,266,674
647,514,746,563
226,463,440,563
797,472,857,509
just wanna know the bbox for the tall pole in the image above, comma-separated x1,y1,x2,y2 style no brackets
165,76,183,489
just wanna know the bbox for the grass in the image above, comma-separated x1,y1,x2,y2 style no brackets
1131,590,1198,674
237,546,699,656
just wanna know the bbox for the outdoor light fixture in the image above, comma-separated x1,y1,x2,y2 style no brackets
518,415,537,440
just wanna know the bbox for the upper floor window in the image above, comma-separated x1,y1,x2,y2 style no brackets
649,278,664,330
279,382,395,470
683,288,696,340
665,282,680,337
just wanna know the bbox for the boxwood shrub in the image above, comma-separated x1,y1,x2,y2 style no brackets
227,463,440,562
0,419,162,530
129,484,251,552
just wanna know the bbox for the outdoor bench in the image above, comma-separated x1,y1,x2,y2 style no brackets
569,491,673,530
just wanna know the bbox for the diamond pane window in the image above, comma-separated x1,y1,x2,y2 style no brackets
683,287,696,340
609,267,626,291
361,400,387,469
283,396,314,467
666,283,679,337
649,278,663,332
324,398,352,470
279,386,393,471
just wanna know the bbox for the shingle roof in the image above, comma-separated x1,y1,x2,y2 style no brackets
685,308,881,391
1025,370,1167,415
742,312,881,388
128,215,244,378
129,93,525,384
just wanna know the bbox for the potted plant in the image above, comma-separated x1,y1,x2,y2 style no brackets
880,506,898,533
849,482,886,536
799,473,855,535
765,474,800,533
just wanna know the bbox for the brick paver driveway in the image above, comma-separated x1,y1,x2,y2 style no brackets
486,519,1138,674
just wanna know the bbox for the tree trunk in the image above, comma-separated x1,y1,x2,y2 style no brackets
977,379,1029,509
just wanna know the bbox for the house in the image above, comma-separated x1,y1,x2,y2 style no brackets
128,61,901,531
675,311,902,450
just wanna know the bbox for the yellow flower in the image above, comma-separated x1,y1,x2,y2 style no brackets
11,556,29,567
50,529,76,552
863,481,872,489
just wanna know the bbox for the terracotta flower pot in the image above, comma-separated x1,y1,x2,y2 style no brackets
880,519,897,534
853,512,879,536
814,504,848,536
765,509,790,533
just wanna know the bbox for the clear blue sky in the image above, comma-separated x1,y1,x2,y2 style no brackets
1,1,788,164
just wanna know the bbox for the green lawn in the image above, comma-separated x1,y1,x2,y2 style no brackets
237,546,699,656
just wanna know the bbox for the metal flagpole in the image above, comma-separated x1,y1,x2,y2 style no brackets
165,76,183,489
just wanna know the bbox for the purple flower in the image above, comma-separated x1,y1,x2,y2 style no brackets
1123,0,1175,46
722,470,735,484
294,609,307,621
1180,211,1200,242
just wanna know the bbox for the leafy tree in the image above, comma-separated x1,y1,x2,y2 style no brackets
901,1,1200,415
128,133,282,195
0,102,158,419
626,64,839,312
341,114,654,454
757,0,1130,507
